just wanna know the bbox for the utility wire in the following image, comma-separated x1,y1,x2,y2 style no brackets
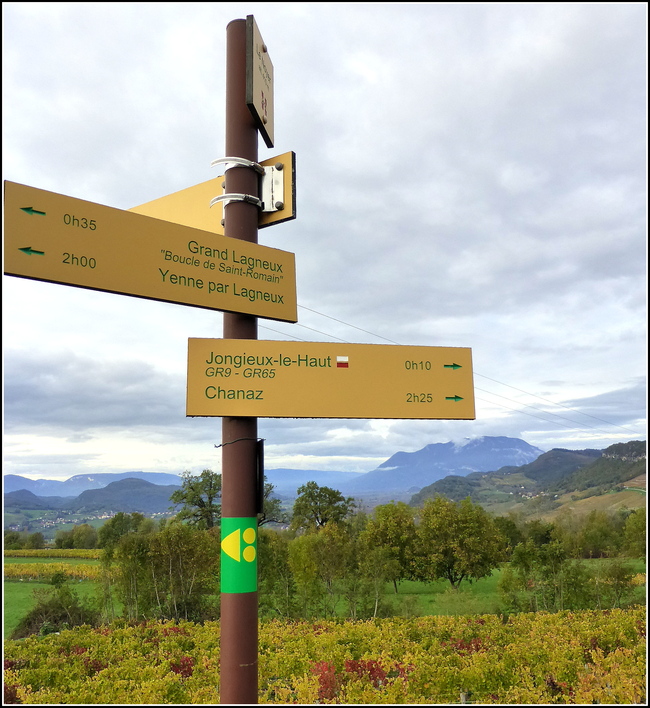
258,305,643,438
474,372,641,436
474,396,587,431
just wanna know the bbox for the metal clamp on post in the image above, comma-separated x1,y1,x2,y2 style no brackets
211,156,265,175
210,156,285,213
209,193,263,209
210,157,263,212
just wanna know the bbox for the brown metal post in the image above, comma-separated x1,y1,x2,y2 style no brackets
220,18,259,705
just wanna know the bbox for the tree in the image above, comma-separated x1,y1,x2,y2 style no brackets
97,512,148,550
622,508,645,557
147,522,220,621
290,481,355,532
593,558,637,609
258,482,289,526
54,529,74,549
360,502,417,592
106,521,220,623
258,528,298,618
493,514,525,557
412,496,506,590
499,540,634,613
72,523,97,549
287,531,326,617
25,532,46,549
356,543,399,617
524,518,555,546
4,530,25,549
169,469,222,529
113,530,154,621
577,510,622,558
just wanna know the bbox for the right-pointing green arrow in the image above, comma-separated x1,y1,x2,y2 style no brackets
444,363,462,369
445,395,464,402
19,246,45,256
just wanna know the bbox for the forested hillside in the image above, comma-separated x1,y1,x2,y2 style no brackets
410,441,645,512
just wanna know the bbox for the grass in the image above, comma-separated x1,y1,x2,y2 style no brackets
543,489,647,520
389,570,504,617
3,580,98,639
4,555,645,640
3,554,104,639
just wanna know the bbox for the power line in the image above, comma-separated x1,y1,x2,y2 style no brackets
258,305,643,439
474,372,642,436
298,305,401,344
474,396,586,431
475,390,630,437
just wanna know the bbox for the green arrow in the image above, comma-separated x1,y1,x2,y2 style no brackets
445,395,464,402
20,206,46,216
444,363,462,369
19,246,45,256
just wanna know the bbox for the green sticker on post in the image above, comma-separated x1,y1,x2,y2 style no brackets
221,517,257,593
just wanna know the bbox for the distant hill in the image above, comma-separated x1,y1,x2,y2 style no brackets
551,442,646,494
410,441,646,514
340,436,544,495
410,448,602,506
4,489,74,510
65,478,182,514
4,439,644,522
3,471,183,497
4,478,182,516
505,448,602,486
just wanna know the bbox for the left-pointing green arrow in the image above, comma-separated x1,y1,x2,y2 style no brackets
445,395,464,402
19,246,45,256
20,206,46,216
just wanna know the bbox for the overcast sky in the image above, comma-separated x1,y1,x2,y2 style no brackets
3,2,647,482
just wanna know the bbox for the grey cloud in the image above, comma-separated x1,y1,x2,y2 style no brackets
4,349,184,433
2,3,645,479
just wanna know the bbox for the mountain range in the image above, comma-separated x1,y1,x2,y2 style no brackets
411,441,646,510
4,479,182,515
337,436,543,495
3,471,183,498
4,437,645,519
4,437,543,512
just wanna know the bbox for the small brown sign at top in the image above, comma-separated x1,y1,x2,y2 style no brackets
246,15,274,148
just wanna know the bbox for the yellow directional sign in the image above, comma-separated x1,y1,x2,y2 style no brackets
129,176,226,234
186,339,475,420
129,152,296,231
3,181,298,322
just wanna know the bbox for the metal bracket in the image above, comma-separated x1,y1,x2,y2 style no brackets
210,156,265,175
209,193,262,209
260,163,285,213
210,157,285,214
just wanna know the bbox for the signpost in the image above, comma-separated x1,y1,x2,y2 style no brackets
3,180,297,323
4,13,476,706
187,339,475,420
218,16,264,705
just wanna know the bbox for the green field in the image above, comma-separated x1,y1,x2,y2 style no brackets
5,554,645,640
3,580,98,639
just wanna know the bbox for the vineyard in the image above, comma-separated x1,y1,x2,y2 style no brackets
4,607,645,704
